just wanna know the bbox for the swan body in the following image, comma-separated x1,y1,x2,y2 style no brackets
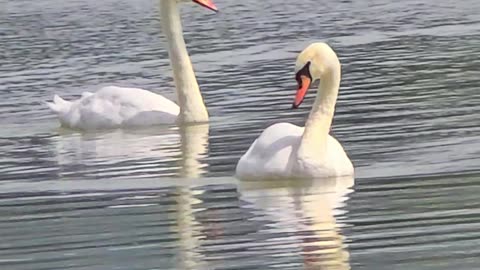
236,123,352,179
47,86,179,129
236,43,354,180
46,0,217,130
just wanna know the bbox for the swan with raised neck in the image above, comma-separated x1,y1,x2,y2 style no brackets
160,0,212,123
236,42,354,179
46,0,217,130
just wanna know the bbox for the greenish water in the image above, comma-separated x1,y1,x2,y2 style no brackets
0,0,479,269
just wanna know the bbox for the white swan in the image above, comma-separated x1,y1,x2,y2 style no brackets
46,0,218,130
236,43,354,180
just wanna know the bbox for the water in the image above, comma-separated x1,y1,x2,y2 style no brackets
0,0,479,269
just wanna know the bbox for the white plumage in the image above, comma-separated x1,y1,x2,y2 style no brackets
236,43,354,180
46,86,179,130
236,123,353,179
46,0,216,130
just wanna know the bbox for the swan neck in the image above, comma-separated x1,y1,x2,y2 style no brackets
160,0,209,123
298,68,341,158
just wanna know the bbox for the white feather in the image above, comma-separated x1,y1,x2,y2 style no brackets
47,86,179,130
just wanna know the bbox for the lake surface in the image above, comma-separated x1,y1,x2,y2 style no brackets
1,0,479,269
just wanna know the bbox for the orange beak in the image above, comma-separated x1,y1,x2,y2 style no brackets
193,0,218,12
292,75,312,109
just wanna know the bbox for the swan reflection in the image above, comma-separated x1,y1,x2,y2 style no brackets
169,176,354,269
239,176,354,269
52,123,209,179
178,124,209,178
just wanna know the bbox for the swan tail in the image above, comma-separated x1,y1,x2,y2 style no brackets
45,95,72,114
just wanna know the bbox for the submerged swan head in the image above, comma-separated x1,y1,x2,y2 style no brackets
178,0,218,12
293,43,341,108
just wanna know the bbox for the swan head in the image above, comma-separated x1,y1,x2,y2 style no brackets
185,0,218,12
292,43,340,108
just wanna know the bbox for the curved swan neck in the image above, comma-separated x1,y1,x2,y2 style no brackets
298,67,341,158
160,0,209,123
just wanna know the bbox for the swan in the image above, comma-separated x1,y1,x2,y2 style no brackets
46,0,218,130
236,43,354,180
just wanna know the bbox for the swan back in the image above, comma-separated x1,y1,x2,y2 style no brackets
236,123,304,179
48,86,180,130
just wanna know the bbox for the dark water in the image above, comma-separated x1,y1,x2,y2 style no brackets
1,0,480,269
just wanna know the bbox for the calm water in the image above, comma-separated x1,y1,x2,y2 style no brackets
1,0,480,269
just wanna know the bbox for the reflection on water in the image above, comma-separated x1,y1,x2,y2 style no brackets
37,123,209,180
53,127,179,178
1,0,480,269
2,173,480,269
0,176,353,270
1,0,479,181
239,177,353,270
178,124,209,178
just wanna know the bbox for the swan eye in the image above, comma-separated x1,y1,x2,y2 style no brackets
295,61,312,86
